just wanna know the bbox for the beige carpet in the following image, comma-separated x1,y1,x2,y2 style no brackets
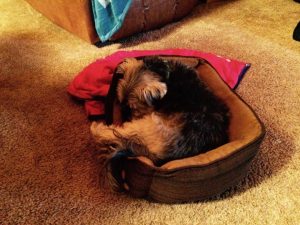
1,0,300,224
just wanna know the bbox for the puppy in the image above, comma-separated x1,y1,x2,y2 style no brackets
91,57,230,168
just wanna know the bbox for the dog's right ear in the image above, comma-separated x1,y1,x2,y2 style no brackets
142,81,167,106
143,57,170,81
116,58,142,80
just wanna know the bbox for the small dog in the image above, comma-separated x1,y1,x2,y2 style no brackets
91,57,230,168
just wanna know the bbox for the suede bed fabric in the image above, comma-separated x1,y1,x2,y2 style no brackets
1,0,300,224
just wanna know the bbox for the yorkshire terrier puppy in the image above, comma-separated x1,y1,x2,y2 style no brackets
91,57,230,168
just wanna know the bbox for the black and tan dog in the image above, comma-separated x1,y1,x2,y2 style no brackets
91,57,230,168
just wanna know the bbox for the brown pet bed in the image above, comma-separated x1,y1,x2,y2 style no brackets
105,56,265,203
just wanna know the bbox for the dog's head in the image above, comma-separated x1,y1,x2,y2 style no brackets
116,57,170,119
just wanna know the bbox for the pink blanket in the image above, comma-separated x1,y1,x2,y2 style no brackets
67,49,250,116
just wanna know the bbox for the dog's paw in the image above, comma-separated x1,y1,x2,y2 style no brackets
90,122,112,140
90,122,120,151
143,81,167,106
90,121,105,136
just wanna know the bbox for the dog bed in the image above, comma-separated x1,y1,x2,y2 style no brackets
103,56,265,203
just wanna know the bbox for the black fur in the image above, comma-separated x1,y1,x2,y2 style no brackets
142,57,230,163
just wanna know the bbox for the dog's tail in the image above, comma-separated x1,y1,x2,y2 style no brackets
100,149,134,192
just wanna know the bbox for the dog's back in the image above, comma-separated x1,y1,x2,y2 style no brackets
142,57,230,164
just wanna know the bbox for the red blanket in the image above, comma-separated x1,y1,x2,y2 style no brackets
67,49,250,116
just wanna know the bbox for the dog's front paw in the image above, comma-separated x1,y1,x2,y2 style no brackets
91,121,106,136
143,81,167,106
90,122,112,141
90,122,121,152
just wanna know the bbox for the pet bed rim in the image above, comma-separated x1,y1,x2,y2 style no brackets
129,128,264,173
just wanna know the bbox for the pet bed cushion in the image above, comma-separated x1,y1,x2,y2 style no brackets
105,56,265,203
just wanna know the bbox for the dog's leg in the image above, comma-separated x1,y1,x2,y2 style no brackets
90,119,155,159
91,119,152,192
90,113,180,161
90,122,126,153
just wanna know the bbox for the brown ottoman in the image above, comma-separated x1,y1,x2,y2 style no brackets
25,0,199,43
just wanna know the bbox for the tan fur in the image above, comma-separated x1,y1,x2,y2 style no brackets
142,76,167,106
91,57,182,162
91,113,182,161
116,58,167,118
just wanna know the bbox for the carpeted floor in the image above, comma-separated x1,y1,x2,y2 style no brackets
1,0,300,224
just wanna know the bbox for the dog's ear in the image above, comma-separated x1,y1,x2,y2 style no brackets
143,57,170,80
142,81,167,106
116,58,142,80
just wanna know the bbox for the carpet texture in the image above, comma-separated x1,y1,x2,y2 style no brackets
1,0,300,224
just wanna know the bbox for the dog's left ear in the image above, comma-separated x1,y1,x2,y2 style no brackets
143,57,170,81
142,81,167,106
